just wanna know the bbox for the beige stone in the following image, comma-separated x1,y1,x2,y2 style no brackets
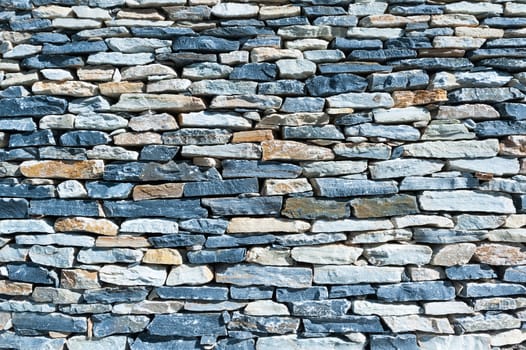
262,140,334,161
166,264,213,285
1,72,39,87
129,113,178,132
133,183,184,200
431,243,477,266
232,130,273,143
61,269,100,289
143,248,183,265
113,132,162,146
117,8,165,20
20,160,104,179
250,48,302,62
246,247,293,266
0,280,32,295
262,178,312,195
291,244,363,265
55,217,118,236
111,93,205,112
245,300,290,316
99,81,144,97
393,89,448,108
33,81,98,97
33,5,73,18
77,66,115,82
474,243,526,266
259,5,300,19
430,14,478,27
227,217,311,234
96,236,150,248
505,214,526,228
455,26,504,38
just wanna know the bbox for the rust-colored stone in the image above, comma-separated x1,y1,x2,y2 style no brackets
232,130,274,143
474,243,526,266
393,90,448,108
143,249,183,265
132,183,184,200
261,140,334,161
99,81,144,97
20,160,104,179
113,132,162,146
61,269,100,289
55,217,118,236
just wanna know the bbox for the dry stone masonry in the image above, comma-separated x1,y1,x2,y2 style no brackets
0,0,525,348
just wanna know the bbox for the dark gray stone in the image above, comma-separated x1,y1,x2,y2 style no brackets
131,26,195,38
480,58,526,72
9,130,55,148
329,285,375,298
104,199,206,218
12,312,87,333
202,196,282,216
203,26,274,39
42,41,108,55
266,16,309,27
475,120,526,137
60,131,110,146
222,160,301,179
85,181,133,199
385,37,432,49
0,96,67,117
314,15,357,26
156,287,229,300
173,35,239,53
497,103,526,120
30,32,70,44
282,125,344,140
303,316,384,334
377,281,455,301
311,178,398,197
276,287,328,302
391,57,473,71
228,312,299,334
157,52,217,66
139,145,179,161
187,248,246,264
306,74,368,97
10,18,51,31
163,129,231,145
334,113,373,126
445,264,497,280
0,148,38,161
369,70,429,91
0,118,35,131
83,287,149,304
147,313,227,337
103,161,220,182
319,62,392,74
205,234,277,248
92,314,150,337
0,184,54,198
370,334,419,350
149,233,206,247
349,49,417,62
0,198,28,218
183,178,259,197
216,339,254,350
230,286,274,300
280,97,325,113
29,199,100,217
230,63,277,81
39,146,87,160
22,55,84,69
7,263,57,285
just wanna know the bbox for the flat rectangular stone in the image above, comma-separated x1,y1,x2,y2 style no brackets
111,93,205,112
215,264,312,288
327,92,394,109
202,196,282,216
314,266,404,284
156,287,229,301
181,144,261,159
147,313,227,337
419,190,515,213
12,312,86,333
222,160,301,179
400,176,479,190
311,178,398,197
0,96,68,117
103,161,220,182
303,315,384,334
414,228,488,243
103,199,207,218
377,281,455,301
183,178,258,197
0,184,55,199
29,199,99,217
370,159,444,179
282,197,350,219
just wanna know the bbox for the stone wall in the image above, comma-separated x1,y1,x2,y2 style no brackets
0,0,525,348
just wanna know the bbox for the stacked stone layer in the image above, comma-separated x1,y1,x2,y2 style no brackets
0,0,526,348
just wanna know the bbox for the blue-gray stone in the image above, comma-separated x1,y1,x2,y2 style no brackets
497,103,526,120
30,32,70,44
0,86,29,99
149,233,206,248
0,0,31,9
483,17,526,28
7,263,57,285
230,286,274,300
83,287,149,304
12,313,87,333
60,131,110,146
400,176,479,190
258,80,305,96
0,198,28,218
22,55,84,69
10,18,51,31
519,195,526,213
349,123,420,141
217,339,254,350
202,196,282,216
139,145,179,161
276,233,347,246
179,218,228,235
304,5,346,16
479,58,526,72
157,52,217,66
369,70,429,92
280,97,325,113
86,181,133,199
104,199,207,218
460,282,526,297
92,314,150,337
131,26,195,38
319,62,393,74
9,130,55,147
0,184,54,198
0,332,64,350
314,15,357,26
446,264,497,280
282,125,344,140
42,41,108,55
292,300,350,317
486,38,526,48
29,199,100,217
349,49,417,62
306,74,368,97
39,146,86,160
0,148,38,161
173,35,239,53
311,178,398,197
242,36,281,50
104,161,220,182
330,38,383,50
230,63,277,82
303,315,384,333
130,336,199,350
183,178,259,197
162,128,230,145
187,248,246,264
329,285,376,298
228,312,299,334
504,266,526,282
147,313,227,337
370,334,419,350
266,16,309,27
385,37,432,49
68,96,110,114
469,48,526,61
0,96,67,117
334,112,373,126
0,118,35,131
449,87,524,103
475,120,526,137
222,160,301,179
414,229,487,243
202,26,274,39
206,234,277,248
391,57,473,71
276,287,328,302
156,287,229,301
391,4,443,14
377,281,455,301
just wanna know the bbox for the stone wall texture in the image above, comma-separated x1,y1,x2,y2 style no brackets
0,0,525,348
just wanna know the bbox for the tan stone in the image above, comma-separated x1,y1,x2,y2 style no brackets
245,300,290,316
227,217,311,234
232,130,273,143
505,215,526,228
111,93,205,112
61,269,100,289
500,136,526,156
261,140,334,161
418,48,466,58
96,236,150,248
99,81,144,97
117,8,165,20
133,183,184,200
455,26,504,38
259,5,300,19
285,38,329,51
113,132,162,146
246,247,293,266
435,104,499,120
129,113,178,132
143,248,183,265
431,243,477,266
33,5,73,18
407,266,445,281
262,178,312,195
393,89,448,108
77,66,115,82
0,280,32,295
250,47,302,62
360,14,428,27
55,217,118,236
474,243,526,266
20,160,104,179
166,264,213,285
32,81,98,97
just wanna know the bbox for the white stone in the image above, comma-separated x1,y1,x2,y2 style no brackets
491,329,526,347
257,335,365,350
57,180,87,198
392,215,455,229
166,264,213,285
120,219,178,234
348,2,388,16
353,300,421,316
448,157,520,176
423,301,474,315
75,114,128,131
302,160,368,177
291,244,363,265
314,266,404,284
227,218,310,234
311,219,394,233
347,27,403,40
350,229,413,244
67,336,127,350
211,2,259,18
262,178,312,195
402,140,499,158
245,300,289,316
370,159,444,179
364,244,433,266
112,300,183,314
327,92,394,109
373,107,430,124
276,59,316,79
383,315,454,334
419,190,516,213
246,247,293,266
418,335,491,350
179,111,251,130
99,265,167,286
41,69,74,81
505,215,526,228
487,229,526,242
0,220,54,234
72,5,111,19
